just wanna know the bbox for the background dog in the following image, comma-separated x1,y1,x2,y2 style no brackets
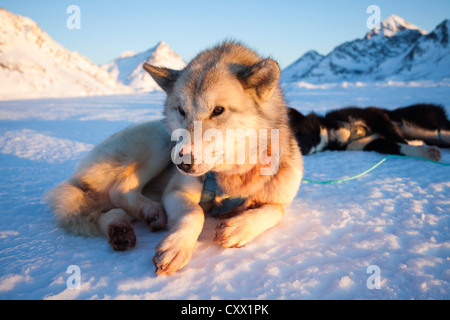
288,103,450,160
46,41,303,275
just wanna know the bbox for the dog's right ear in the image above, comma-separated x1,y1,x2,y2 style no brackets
287,107,305,124
234,59,281,102
143,63,180,93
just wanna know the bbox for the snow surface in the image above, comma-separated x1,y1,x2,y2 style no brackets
0,84,449,300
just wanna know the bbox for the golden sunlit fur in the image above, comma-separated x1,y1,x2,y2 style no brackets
46,41,303,275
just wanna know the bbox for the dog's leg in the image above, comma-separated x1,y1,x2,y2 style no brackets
98,208,136,251
362,138,441,161
437,130,450,146
214,204,284,248
110,186,167,232
398,124,450,147
153,190,204,275
109,161,168,232
398,143,441,161
346,135,379,151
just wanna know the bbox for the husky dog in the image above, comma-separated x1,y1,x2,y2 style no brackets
46,41,303,275
288,104,450,160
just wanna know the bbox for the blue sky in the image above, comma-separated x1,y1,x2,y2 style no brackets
2,0,450,68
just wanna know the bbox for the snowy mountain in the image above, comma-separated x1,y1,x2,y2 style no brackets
281,50,324,83
365,14,427,39
0,9,134,101
393,19,450,80
101,41,186,92
283,15,450,83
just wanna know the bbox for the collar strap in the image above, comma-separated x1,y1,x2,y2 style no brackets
200,172,246,216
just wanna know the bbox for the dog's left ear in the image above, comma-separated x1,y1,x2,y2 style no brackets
143,63,180,94
235,59,280,102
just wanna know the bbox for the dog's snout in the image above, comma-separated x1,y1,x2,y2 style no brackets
178,144,192,157
177,162,193,172
177,152,195,173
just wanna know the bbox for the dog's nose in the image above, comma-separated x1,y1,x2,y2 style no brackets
177,151,195,173
179,144,192,157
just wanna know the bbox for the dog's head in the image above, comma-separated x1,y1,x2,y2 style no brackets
144,42,283,176
287,108,322,155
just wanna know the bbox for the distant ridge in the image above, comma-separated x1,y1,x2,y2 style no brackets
282,15,450,83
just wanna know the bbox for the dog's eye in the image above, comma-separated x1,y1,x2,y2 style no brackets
178,106,186,118
212,106,224,116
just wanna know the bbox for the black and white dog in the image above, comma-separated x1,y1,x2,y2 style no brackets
288,103,450,161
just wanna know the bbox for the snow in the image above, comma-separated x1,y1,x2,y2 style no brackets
0,129,93,163
0,82,449,300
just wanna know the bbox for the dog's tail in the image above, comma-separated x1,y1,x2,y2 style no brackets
44,179,104,237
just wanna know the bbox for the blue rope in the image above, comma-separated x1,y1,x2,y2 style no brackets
302,155,450,184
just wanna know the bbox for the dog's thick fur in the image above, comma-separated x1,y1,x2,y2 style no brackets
288,104,450,160
46,41,303,275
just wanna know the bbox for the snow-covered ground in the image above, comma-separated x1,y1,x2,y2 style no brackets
0,83,449,300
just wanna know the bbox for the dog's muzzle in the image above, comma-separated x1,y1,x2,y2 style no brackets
176,149,195,173
177,162,193,173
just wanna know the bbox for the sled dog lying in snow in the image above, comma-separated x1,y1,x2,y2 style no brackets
288,104,450,160
46,41,303,275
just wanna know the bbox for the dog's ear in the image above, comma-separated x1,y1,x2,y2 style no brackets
143,63,180,93
287,107,306,124
234,59,280,102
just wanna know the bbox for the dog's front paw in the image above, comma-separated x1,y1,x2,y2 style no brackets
153,233,195,276
214,217,255,248
108,218,136,251
142,202,167,232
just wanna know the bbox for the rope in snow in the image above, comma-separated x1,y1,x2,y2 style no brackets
302,155,450,184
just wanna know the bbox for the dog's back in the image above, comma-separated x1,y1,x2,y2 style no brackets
288,103,449,158
388,103,450,130
387,103,450,147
